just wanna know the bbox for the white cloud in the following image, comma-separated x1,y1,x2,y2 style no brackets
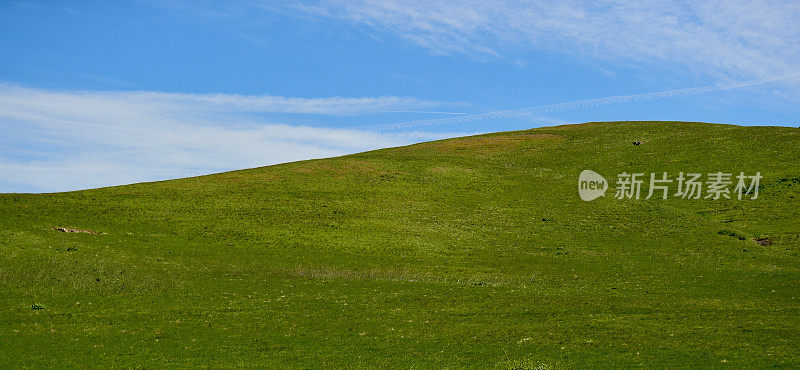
288,0,800,81
0,84,468,193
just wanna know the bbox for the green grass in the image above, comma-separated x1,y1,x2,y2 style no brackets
1,121,799,367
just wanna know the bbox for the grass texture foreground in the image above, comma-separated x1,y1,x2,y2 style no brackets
1,121,799,367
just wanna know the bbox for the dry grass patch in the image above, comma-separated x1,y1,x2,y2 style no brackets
425,132,562,153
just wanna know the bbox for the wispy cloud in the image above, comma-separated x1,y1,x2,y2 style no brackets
367,72,800,130
0,83,455,116
0,84,468,193
286,0,800,81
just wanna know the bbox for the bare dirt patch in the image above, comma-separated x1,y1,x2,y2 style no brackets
54,227,102,234
755,237,773,247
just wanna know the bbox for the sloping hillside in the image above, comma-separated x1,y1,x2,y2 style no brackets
1,121,799,367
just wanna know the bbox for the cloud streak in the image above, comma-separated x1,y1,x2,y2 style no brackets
0,83,457,116
366,73,800,130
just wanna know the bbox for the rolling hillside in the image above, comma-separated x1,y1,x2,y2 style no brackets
1,121,799,367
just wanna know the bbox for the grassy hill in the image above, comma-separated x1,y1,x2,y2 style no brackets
1,121,799,367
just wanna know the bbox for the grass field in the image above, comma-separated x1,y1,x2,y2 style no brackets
1,121,799,367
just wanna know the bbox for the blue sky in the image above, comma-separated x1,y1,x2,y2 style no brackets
1,0,799,192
